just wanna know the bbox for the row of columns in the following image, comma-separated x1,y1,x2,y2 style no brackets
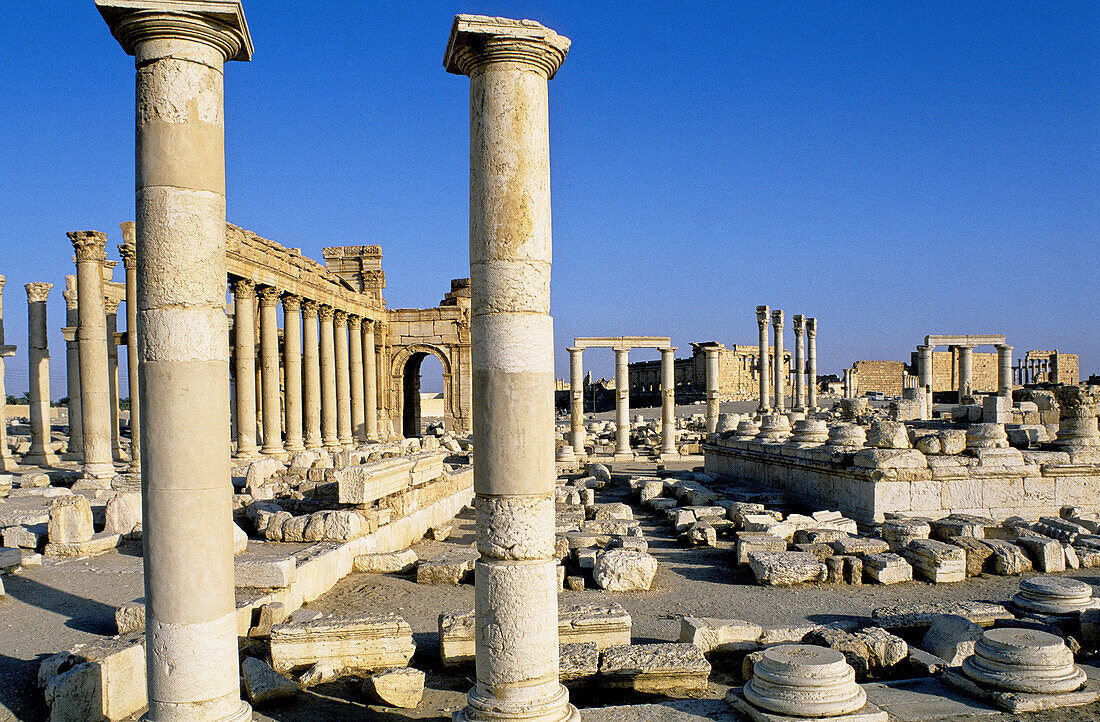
756,305,817,414
1015,355,1053,385
915,343,1013,418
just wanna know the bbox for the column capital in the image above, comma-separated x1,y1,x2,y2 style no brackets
333,309,347,325
917,344,933,353
347,315,361,330
318,304,335,321
24,282,52,303
771,309,784,328
792,314,804,333
63,286,79,311
566,346,583,355
256,286,281,307
104,297,121,314
806,317,817,337
997,344,1013,352
613,347,630,356
0,274,5,292
281,294,301,313
703,346,719,357
361,318,375,333
95,0,253,62
231,277,255,298
68,230,108,263
662,347,677,355
756,305,770,327
118,242,137,270
301,299,319,318
444,14,570,79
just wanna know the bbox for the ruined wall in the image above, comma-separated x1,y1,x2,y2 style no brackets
628,342,790,405
852,360,906,397
926,349,998,394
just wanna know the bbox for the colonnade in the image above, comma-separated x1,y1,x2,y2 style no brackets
756,306,817,414
915,335,1013,418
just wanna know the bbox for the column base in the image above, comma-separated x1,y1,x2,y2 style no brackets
456,684,579,722
613,452,635,462
144,699,252,722
233,446,261,461
659,451,680,462
260,446,288,460
82,460,117,480
284,442,306,454
23,452,61,467
304,439,323,450
0,454,21,472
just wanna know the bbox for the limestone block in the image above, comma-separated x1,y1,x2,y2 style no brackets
737,644,873,719
1016,535,1066,573
1033,516,1087,543
335,457,414,505
270,613,414,673
416,553,476,585
115,600,145,634
829,537,889,557
915,435,942,455
855,627,908,670
559,642,599,681
363,667,424,708
921,614,984,666
588,463,611,483
951,537,994,576
867,421,910,449
44,532,120,558
931,514,993,541
47,495,93,544
593,549,658,591
685,521,717,547
102,493,141,536
592,502,632,522
882,518,930,552
863,553,913,585
735,532,787,565
245,457,284,488
904,539,966,583
793,528,849,545
679,617,763,654
598,643,711,695
748,551,826,586
354,549,418,574
249,602,291,638
41,634,145,722
871,601,1012,630
576,549,598,569
235,555,296,589
20,472,50,488
938,429,967,455
802,627,872,677
983,539,1033,575
853,448,927,469
639,479,665,504
3,523,45,549
242,656,298,707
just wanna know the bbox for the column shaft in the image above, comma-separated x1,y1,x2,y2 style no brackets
302,301,322,449
258,287,284,457
756,305,770,413
282,296,304,453
792,315,805,411
806,318,817,411
120,232,141,471
348,316,365,443
334,310,353,446
614,347,631,456
917,344,933,420
69,234,114,479
997,345,1013,399
661,347,678,454
958,346,973,402
772,309,785,413
319,306,339,449
232,280,258,458
63,278,83,459
24,283,59,466
106,300,124,461
362,320,378,441
568,347,584,455
704,347,719,434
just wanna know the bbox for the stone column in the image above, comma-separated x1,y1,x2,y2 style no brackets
105,298,124,461
957,345,973,403
348,316,365,443
568,346,585,455
0,277,17,472
301,301,322,449
69,232,114,480
119,232,141,471
661,346,678,455
257,287,285,458
772,309,785,413
614,347,631,458
445,15,577,722
704,346,720,434
917,344,933,420
997,344,1013,399
362,319,378,441
232,279,258,458
333,310,353,447
23,283,60,466
792,314,805,411
96,3,253,718
62,276,83,460
806,317,817,411
756,305,771,413
319,305,339,449
281,296,304,454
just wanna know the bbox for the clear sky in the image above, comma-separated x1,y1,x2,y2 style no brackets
2,1,1096,397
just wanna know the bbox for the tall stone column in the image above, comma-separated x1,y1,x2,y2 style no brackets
568,347,585,455
232,279,258,458
301,301,322,449
614,347,632,458
69,232,115,480
348,316,365,443
319,305,339,449
0,277,18,472
333,310,353,447
23,283,60,466
362,319,378,441
257,287,285,458
281,295,305,454
792,314,805,412
62,276,83,460
661,347,678,455
96,3,253,719
957,346,973,403
445,15,577,722
772,309,785,413
917,344,933,420
806,318,817,411
119,232,141,471
997,344,1013,399
756,305,771,413
105,298,125,461
704,346,720,434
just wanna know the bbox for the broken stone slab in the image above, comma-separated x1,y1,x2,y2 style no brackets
269,613,415,674
862,553,912,585
931,514,996,542
44,531,121,558
854,627,908,670
362,667,424,708
735,532,787,566
904,539,966,583
41,633,146,722
1016,535,1066,573
871,601,1013,630
47,495,93,544
882,518,930,552
249,602,291,638
103,492,141,536
593,502,633,521
235,555,296,589
1033,516,1088,544
19,472,50,488
866,421,911,449
416,552,477,585
598,643,711,696
802,627,873,678
427,522,453,541
921,614,985,666
685,521,717,547
115,599,146,635
983,539,1033,575
335,457,415,505
792,528,849,545
679,617,764,654
242,656,298,707
748,551,826,587
2,523,45,549
354,548,419,574
829,537,889,558
559,641,599,681
950,536,995,576
796,542,835,562
592,549,658,591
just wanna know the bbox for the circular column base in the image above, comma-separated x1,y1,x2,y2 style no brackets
145,699,252,722
455,684,579,722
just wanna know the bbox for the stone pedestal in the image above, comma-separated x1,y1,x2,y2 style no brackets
704,346,719,435
302,301,322,449
232,279,259,459
660,347,678,456
962,628,1085,694
24,283,60,467
119,231,141,472
772,310,785,413
756,414,791,442
805,318,817,411
1011,577,1100,617
445,14,577,722
827,423,866,449
966,423,1009,450
1053,386,1100,450
257,287,285,458
735,419,761,441
281,296,305,453
790,419,828,447
756,306,770,413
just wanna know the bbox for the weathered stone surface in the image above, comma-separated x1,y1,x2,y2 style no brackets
951,536,994,576
685,521,717,547
904,539,966,583
739,644,870,718
593,549,658,591
961,628,1086,694
867,421,911,449
862,553,913,585
416,552,476,585
270,613,415,673
363,667,424,708
235,555,296,588
354,549,418,574
593,502,633,521
103,492,141,536
792,528,849,545
559,641,599,681
1012,577,1099,616
115,599,146,634
47,495,93,544
829,536,889,557
984,539,1033,575
41,633,146,722
249,602,291,638
802,627,872,677
939,429,967,455
748,551,826,586
1016,535,1066,573
855,626,908,670
735,532,787,565
679,617,763,654
2,524,45,550
921,614,984,666
598,643,711,695
853,448,927,469
872,601,1013,630
882,519,930,552
242,656,298,707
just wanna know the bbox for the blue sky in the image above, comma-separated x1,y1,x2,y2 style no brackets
1,1,1096,397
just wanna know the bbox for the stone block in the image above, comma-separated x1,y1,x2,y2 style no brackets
863,553,912,585
871,601,1013,630
362,667,424,708
1016,535,1066,573
335,457,414,505
354,548,418,574
44,532,120,558
41,634,145,722
983,539,1033,575
882,519,930,552
950,537,994,576
853,448,926,469
679,617,763,654
855,627,908,670
802,627,872,678
249,602,291,638
904,539,966,583
593,549,658,591
416,553,476,586
941,479,983,509
102,493,141,536
866,421,911,449
269,613,414,674
242,656,298,707
736,532,787,565
829,537,889,557
748,551,826,586
921,614,984,666
115,600,145,635
3,523,45,549
47,495,93,544
560,641,599,681
598,643,711,695
235,555,296,589
593,502,633,521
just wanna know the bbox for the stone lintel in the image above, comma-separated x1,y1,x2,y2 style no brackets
444,14,570,78
573,336,671,350
95,0,253,62
924,334,1007,349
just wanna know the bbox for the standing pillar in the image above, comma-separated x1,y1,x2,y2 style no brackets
105,298,125,461
62,276,83,461
362,319,378,441
257,287,285,458
771,309,785,413
24,283,60,466
318,305,339,449
806,318,817,411
0,277,18,472
704,346,720,434
660,347,678,455
333,310,353,447
997,345,1013,399
348,316,365,443
792,315,805,411
301,301,322,449
917,344,933,420
614,347,631,458
958,346,973,403
568,347,585,455
95,3,254,718
445,15,577,722
69,232,114,480
756,305,771,413
281,296,304,454
232,280,258,458
375,331,388,438
119,232,141,472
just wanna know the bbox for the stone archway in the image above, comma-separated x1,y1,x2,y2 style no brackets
391,343,453,438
